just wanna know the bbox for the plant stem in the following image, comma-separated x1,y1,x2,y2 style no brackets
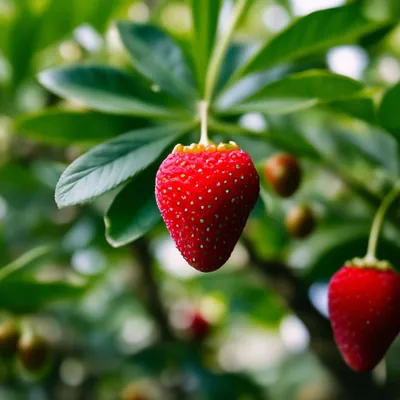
204,0,250,102
365,184,400,262
198,100,210,145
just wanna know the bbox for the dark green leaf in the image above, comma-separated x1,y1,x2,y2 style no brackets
191,0,222,92
55,124,191,208
0,280,88,314
303,224,400,282
222,71,369,115
39,66,180,118
234,5,381,80
16,109,146,146
105,166,161,247
6,6,39,87
378,82,400,138
117,22,197,104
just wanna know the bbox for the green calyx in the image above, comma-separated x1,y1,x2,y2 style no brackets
344,257,393,271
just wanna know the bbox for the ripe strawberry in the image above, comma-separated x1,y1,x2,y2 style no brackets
264,153,301,197
155,142,259,272
328,263,400,372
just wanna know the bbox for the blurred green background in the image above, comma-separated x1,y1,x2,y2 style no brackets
1,0,400,399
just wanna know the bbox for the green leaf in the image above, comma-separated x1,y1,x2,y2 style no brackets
302,224,400,283
105,166,161,247
221,70,370,115
39,66,180,118
330,96,377,125
191,0,222,92
0,280,88,314
378,82,400,138
6,6,40,87
117,22,197,104
55,124,191,208
233,5,381,80
0,247,50,282
16,109,146,146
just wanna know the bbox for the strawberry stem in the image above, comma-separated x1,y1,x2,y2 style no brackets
365,183,400,263
204,0,250,102
199,100,210,145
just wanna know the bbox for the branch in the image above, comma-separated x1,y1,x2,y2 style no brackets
242,236,392,400
129,238,187,400
130,238,174,342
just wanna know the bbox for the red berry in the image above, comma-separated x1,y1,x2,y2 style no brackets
328,265,400,372
155,142,259,272
264,153,301,197
285,204,316,238
188,312,211,340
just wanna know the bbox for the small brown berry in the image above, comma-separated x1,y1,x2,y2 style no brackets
18,334,50,372
285,204,316,238
0,321,20,358
264,153,302,197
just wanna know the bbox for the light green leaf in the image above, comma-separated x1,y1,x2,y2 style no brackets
105,166,161,247
233,5,381,81
0,247,50,282
221,71,370,115
39,65,180,118
191,0,222,92
378,82,400,138
117,22,197,104
16,109,146,146
55,124,191,208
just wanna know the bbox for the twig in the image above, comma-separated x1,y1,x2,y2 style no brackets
130,238,188,400
241,236,392,400
130,238,174,342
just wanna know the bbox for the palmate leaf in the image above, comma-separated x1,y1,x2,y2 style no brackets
229,4,382,83
55,124,192,208
117,22,197,104
39,65,182,118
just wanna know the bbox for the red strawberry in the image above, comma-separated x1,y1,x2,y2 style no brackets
328,263,400,372
155,142,259,272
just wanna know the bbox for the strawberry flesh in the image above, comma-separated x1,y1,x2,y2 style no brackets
328,265,400,372
155,144,259,272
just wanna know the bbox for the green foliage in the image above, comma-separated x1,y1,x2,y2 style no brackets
3,0,400,398
55,124,191,207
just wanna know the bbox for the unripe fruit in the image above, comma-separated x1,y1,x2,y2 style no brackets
18,334,50,373
0,321,19,358
264,153,302,197
285,204,316,238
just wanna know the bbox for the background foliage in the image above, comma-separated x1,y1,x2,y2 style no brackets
1,0,400,399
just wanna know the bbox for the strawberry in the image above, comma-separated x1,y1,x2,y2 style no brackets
328,262,400,372
155,141,259,272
